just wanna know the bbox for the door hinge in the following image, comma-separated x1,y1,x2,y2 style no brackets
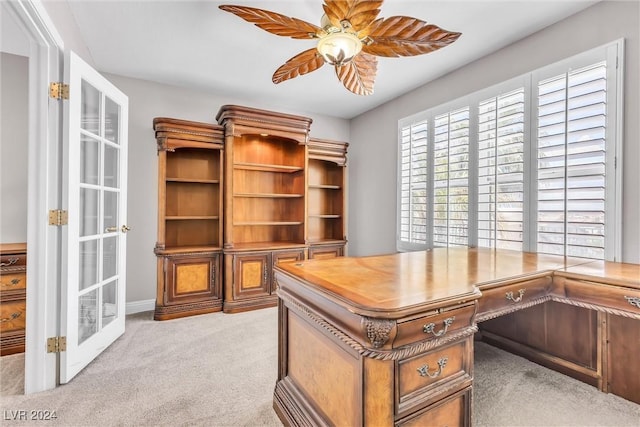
49,82,69,100
47,336,67,353
48,209,68,226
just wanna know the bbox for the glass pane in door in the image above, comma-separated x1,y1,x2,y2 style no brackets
81,135,100,185
102,280,117,328
103,190,118,232
102,236,118,280
78,289,98,344
79,240,98,291
105,96,120,144
104,144,119,188
80,188,99,237
81,80,100,135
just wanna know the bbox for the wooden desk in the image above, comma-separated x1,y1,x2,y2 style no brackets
273,248,640,426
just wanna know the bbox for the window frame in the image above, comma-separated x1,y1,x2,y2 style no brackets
397,39,624,261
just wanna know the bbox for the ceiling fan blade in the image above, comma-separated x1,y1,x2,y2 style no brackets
272,49,325,84
323,1,382,32
219,5,321,39
335,53,377,96
362,16,461,57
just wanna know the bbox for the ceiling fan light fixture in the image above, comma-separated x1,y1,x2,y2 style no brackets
316,31,362,66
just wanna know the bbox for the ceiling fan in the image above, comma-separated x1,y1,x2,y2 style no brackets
219,1,461,96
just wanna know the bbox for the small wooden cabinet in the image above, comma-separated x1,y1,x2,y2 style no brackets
153,118,224,320
1,243,27,355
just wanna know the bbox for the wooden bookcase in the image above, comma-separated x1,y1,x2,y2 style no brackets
307,138,348,259
153,118,224,320
153,108,349,317
216,105,312,313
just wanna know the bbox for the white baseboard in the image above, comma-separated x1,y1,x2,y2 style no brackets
126,299,155,315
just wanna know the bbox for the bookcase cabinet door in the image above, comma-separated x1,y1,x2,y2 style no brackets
308,244,344,260
165,254,221,304
272,249,306,292
154,252,222,320
231,252,271,300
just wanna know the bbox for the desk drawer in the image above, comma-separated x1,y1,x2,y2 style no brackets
396,386,471,427
478,276,551,319
396,337,472,416
0,300,26,333
0,253,26,269
561,278,640,315
0,272,26,293
395,303,475,349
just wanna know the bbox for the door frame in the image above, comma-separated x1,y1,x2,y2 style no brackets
4,0,63,393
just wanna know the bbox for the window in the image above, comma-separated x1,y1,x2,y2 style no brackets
536,62,608,259
397,41,622,261
399,122,428,246
478,89,525,251
433,108,470,247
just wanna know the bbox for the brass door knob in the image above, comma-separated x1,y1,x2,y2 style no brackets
121,225,131,233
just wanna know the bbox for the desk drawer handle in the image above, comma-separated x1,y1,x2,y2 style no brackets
423,316,455,337
417,357,448,378
506,289,525,303
0,258,19,267
624,296,640,309
0,312,22,323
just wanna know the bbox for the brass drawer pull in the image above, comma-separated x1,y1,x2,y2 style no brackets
0,258,19,267
417,357,448,378
624,296,640,309
423,316,455,337
506,289,525,303
0,312,22,323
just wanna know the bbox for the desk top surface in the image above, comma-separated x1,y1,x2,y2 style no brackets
0,243,26,255
557,261,640,289
276,248,602,317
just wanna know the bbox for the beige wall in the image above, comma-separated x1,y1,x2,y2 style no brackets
349,1,640,264
0,53,29,244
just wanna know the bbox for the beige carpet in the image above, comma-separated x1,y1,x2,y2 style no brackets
1,308,638,426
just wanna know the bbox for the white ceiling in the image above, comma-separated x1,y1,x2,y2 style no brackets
65,0,599,119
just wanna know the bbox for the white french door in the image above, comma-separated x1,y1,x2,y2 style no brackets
61,51,129,383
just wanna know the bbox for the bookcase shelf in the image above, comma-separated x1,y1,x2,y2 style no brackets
234,162,303,173
234,193,303,198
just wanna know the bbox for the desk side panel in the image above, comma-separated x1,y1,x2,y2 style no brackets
284,309,362,426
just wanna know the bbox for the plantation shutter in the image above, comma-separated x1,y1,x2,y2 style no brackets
536,61,607,259
478,89,526,250
399,121,429,245
433,108,470,247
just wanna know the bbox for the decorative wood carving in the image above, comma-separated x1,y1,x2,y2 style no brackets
363,317,395,348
